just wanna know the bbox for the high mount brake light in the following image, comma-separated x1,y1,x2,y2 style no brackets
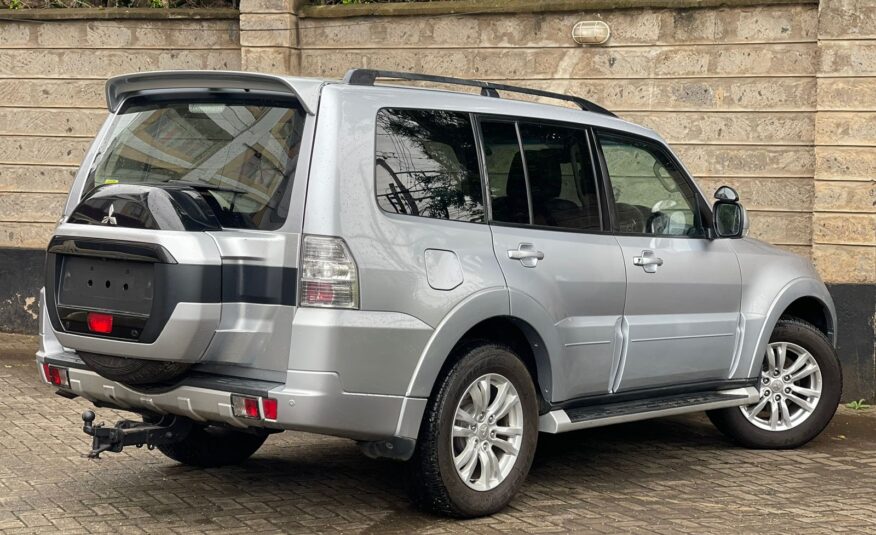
300,236,359,309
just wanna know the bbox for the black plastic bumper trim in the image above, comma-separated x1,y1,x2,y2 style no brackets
43,354,283,398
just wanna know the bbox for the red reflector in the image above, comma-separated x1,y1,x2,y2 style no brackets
42,363,68,387
303,281,335,305
243,397,260,419
262,398,278,420
87,312,113,334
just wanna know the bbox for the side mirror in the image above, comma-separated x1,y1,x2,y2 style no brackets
712,186,747,238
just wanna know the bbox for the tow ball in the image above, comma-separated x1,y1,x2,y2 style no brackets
81,409,192,459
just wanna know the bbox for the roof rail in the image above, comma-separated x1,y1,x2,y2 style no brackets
342,69,616,118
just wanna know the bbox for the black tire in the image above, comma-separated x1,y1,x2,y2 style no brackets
707,318,842,449
406,343,539,518
157,425,268,468
79,352,190,385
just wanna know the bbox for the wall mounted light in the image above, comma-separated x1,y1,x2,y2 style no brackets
572,21,611,45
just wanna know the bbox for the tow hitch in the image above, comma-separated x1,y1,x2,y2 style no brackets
81,409,192,459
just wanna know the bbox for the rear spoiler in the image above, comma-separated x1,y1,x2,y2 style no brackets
105,70,325,114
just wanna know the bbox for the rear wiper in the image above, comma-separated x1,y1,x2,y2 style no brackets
163,180,247,194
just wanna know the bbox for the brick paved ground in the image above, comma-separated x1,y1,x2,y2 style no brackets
2,347,876,534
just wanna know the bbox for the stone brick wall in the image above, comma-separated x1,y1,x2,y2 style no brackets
0,9,239,330
814,0,876,284
0,9,240,249
295,1,821,257
812,0,876,400
0,0,872,397
284,0,874,398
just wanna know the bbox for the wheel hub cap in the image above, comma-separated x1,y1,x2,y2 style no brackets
451,373,524,492
740,341,823,432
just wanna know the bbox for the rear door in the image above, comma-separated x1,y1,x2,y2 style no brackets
595,130,743,392
480,118,626,402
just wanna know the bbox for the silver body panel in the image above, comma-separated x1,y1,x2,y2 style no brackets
37,71,836,444
490,225,626,401
613,235,742,391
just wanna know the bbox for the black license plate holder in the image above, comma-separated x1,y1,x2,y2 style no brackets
58,256,154,316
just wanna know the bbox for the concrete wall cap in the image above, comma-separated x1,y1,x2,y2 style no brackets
299,0,817,19
0,8,238,21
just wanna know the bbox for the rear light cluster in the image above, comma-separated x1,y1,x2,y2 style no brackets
41,363,69,387
300,235,359,309
231,395,278,421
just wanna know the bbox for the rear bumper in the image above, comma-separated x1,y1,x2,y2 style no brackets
37,351,427,442
37,289,431,442
52,302,220,363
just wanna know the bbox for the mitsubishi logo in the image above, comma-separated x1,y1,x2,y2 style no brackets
101,204,117,226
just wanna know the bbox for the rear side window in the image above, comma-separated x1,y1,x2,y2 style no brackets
480,120,528,225
482,118,601,231
375,109,484,222
518,122,600,230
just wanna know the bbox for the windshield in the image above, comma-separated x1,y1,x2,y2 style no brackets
86,94,307,230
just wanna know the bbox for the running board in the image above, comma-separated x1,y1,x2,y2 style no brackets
539,387,759,434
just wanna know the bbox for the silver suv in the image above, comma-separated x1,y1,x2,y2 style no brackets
37,69,842,517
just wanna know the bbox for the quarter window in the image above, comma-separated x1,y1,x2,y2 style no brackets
375,109,484,222
597,131,704,237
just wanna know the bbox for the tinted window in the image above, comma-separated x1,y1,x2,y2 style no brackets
375,109,484,222
518,123,600,230
481,120,529,225
598,132,704,237
482,119,601,231
87,96,306,231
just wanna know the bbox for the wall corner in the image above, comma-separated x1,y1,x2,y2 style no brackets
239,0,301,75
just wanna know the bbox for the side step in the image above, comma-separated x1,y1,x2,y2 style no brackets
539,387,759,433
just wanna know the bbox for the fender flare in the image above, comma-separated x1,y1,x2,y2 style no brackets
402,287,562,402
505,288,566,402
403,287,511,399
395,287,559,440
741,277,836,378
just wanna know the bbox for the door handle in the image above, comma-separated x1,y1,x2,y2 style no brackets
508,243,544,268
633,250,664,273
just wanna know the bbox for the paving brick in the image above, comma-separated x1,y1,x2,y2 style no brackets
1,351,876,533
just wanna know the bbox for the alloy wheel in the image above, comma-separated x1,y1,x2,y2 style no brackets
740,341,823,431
451,373,524,491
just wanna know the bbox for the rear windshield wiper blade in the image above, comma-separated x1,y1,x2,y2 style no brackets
163,180,248,194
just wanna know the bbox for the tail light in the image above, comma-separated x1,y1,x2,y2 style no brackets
231,395,278,421
300,235,359,309
41,363,69,387
262,398,278,421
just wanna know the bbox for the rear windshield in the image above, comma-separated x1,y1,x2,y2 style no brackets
85,94,307,230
